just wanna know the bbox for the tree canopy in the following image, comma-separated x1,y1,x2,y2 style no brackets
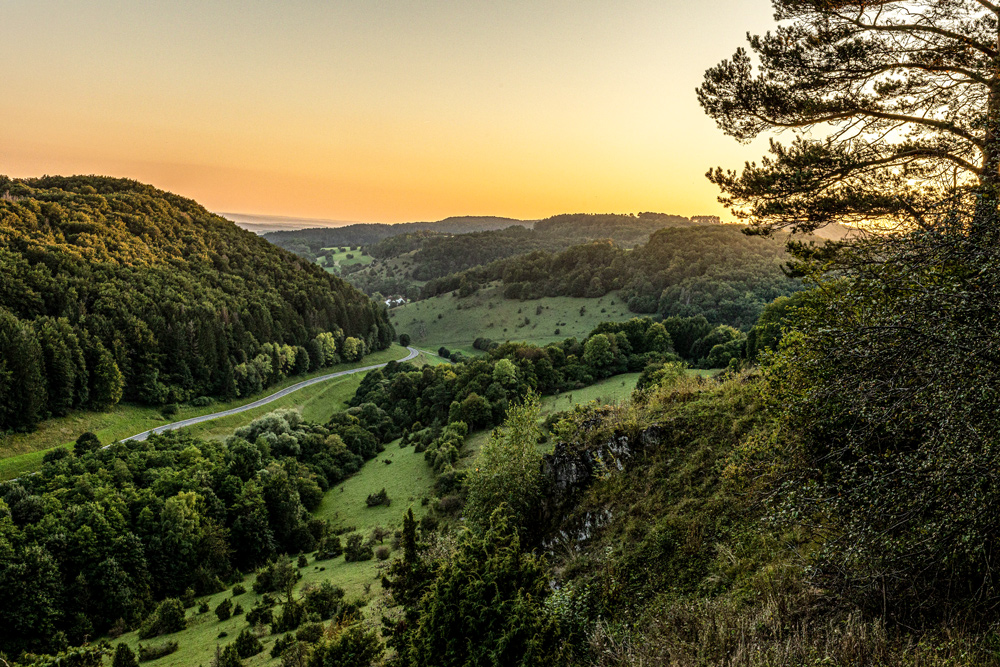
699,0,1000,233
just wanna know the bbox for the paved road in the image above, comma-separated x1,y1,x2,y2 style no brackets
123,347,419,442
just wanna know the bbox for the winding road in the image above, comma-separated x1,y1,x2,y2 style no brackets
123,346,420,442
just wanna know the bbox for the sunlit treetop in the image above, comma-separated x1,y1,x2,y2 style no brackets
699,0,1000,234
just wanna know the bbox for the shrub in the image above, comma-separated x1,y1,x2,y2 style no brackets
246,601,274,627
295,622,325,644
234,627,263,659
232,603,244,616
43,447,71,464
112,643,138,667
436,494,463,515
375,545,391,561
198,601,210,613
216,597,233,621
343,533,373,562
138,598,185,639
316,535,343,560
365,488,390,507
272,599,305,633
297,554,308,568
232,584,246,596
308,624,384,667
254,559,301,594
399,333,411,347
191,396,213,407
213,643,242,667
161,402,178,417
74,431,101,456
270,634,296,658
138,641,178,662
303,581,346,619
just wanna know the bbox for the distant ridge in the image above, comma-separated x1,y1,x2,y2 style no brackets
219,212,358,235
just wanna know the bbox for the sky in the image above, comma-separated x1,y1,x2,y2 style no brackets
0,1,777,223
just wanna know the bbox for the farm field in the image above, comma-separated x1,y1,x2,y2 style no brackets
390,285,636,356
0,346,411,480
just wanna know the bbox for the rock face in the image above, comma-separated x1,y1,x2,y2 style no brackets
539,420,664,551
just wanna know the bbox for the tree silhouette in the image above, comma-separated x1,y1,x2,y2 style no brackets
699,0,1000,233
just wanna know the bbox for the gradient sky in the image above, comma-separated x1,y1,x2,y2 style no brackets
1,1,777,223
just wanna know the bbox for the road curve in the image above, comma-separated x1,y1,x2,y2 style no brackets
123,347,419,443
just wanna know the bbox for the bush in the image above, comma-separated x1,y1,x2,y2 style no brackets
234,627,263,659
254,559,301,594
343,533,373,563
308,625,384,667
315,535,343,560
233,603,243,616
138,641,179,662
270,634,296,658
213,643,243,667
365,488,390,507
138,598,186,639
300,581,342,617
438,346,450,358
198,601,210,613
399,333,411,347
272,599,305,634
295,622,325,644
297,554,308,568
232,584,246,596
246,601,274,627
161,402,179,417
435,494,463,515
375,545,391,561
191,396,213,407
112,643,138,667
74,431,101,456
43,447,71,464
216,597,233,621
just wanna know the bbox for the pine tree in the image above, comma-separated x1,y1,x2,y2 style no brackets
699,0,1000,233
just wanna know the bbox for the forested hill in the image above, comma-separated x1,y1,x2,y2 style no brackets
0,175,394,431
424,225,799,329
263,215,527,257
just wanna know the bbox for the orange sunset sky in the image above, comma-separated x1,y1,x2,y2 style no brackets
1,1,777,223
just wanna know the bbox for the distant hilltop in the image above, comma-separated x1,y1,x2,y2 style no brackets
218,212,359,235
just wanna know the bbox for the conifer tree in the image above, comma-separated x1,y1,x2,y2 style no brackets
699,0,1000,233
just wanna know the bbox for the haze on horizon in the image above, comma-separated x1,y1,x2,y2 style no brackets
1,0,776,223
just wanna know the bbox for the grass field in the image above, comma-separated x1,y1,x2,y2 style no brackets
0,346,410,480
389,285,636,356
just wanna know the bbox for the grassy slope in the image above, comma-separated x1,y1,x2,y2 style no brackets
317,247,374,270
390,285,635,356
0,346,410,480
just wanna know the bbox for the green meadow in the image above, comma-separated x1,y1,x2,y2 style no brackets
389,285,636,356
316,247,374,272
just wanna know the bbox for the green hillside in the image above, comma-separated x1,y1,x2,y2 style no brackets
391,286,634,355
0,175,394,433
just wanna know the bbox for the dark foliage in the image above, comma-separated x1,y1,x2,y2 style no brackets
0,175,393,430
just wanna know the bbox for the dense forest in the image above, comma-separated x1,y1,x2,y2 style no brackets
0,176,393,431
361,213,700,282
423,225,799,329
